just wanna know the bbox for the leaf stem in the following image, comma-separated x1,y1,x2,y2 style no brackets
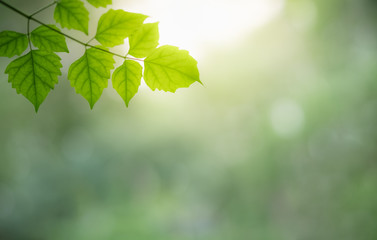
85,36,95,45
125,55,143,61
27,18,32,51
30,1,57,17
0,0,144,62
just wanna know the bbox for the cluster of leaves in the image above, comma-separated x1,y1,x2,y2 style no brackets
0,0,201,111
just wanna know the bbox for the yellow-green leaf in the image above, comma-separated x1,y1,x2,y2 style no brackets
31,25,69,53
144,45,201,92
112,60,142,107
68,46,115,108
95,9,147,47
54,0,89,35
5,50,62,112
129,22,159,58
0,31,28,58
87,0,111,8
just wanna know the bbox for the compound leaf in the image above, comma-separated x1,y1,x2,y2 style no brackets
144,45,201,92
128,22,159,58
54,0,89,35
31,25,69,53
0,31,28,58
5,50,62,112
95,9,147,47
68,46,115,108
87,0,111,8
112,60,142,107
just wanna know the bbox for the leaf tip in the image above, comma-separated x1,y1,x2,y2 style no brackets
125,98,132,107
34,104,40,113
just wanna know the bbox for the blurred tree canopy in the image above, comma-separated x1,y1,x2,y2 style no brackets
0,0,377,239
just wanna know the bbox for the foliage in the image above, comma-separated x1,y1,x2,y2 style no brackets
0,0,201,112
30,25,69,53
68,46,115,109
128,22,159,58
54,0,89,35
144,45,201,92
112,60,142,107
95,9,147,47
0,31,28,57
5,50,62,112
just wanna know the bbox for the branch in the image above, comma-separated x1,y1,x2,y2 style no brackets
0,0,143,61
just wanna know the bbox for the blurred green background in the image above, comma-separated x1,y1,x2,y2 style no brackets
1,0,377,239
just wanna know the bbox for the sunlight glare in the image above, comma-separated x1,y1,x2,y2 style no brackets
114,0,285,57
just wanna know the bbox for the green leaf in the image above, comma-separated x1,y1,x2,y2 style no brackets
54,0,89,35
87,0,111,8
0,31,28,58
128,22,159,58
68,46,115,108
5,50,62,112
95,9,147,47
31,25,69,53
112,60,142,107
144,45,201,92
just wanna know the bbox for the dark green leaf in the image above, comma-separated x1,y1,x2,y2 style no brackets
144,45,201,92
112,60,142,107
5,50,62,112
0,31,28,58
68,46,115,108
95,9,147,47
31,25,69,53
128,22,159,58
54,0,89,35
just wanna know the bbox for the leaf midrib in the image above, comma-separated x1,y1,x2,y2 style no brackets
97,12,144,37
84,51,93,107
0,34,25,55
57,1,87,33
130,25,153,50
30,51,38,107
145,61,197,82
